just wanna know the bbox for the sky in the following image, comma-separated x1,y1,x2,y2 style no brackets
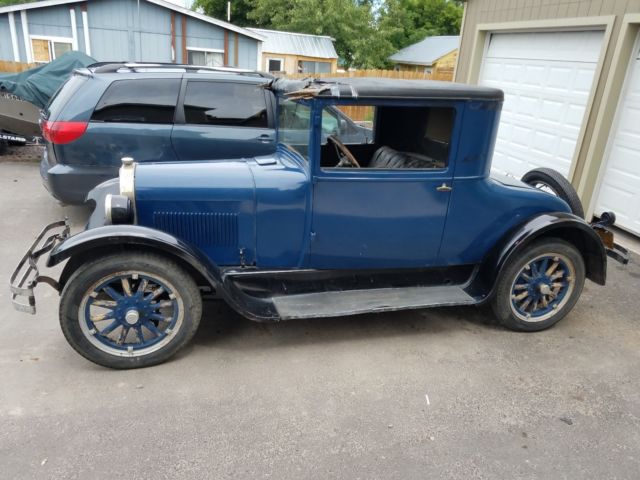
162,0,194,8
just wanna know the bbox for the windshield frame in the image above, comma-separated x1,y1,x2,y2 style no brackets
276,96,314,160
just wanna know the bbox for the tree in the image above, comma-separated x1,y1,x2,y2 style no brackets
0,0,34,5
193,0,463,69
378,0,463,51
192,0,255,27
249,0,376,68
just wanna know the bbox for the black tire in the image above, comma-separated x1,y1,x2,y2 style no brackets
59,251,202,369
521,168,584,218
491,238,585,332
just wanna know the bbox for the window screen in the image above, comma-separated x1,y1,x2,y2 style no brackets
92,79,180,124
297,61,331,74
183,82,268,127
188,50,224,67
268,59,283,72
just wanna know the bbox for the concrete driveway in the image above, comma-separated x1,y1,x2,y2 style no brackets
1,162,639,479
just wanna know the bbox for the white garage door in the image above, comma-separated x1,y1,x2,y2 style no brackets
479,30,604,178
595,43,640,235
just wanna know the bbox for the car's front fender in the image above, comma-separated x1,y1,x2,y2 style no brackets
48,225,223,287
470,212,607,300
47,225,281,322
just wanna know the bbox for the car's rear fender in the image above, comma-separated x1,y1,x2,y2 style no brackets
469,212,607,300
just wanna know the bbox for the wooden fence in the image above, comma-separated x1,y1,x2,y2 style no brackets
284,68,454,121
0,61,37,73
285,68,453,81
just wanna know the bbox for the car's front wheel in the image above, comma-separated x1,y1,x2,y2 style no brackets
59,252,202,369
491,239,585,332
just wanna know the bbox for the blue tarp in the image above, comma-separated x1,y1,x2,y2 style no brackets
0,52,95,108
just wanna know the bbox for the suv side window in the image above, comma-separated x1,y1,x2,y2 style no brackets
183,81,268,128
92,79,181,124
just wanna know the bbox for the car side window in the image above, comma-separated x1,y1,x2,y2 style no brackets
183,82,268,128
320,105,455,170
91,79,181,124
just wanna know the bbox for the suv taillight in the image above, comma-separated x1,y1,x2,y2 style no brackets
42,120,88,144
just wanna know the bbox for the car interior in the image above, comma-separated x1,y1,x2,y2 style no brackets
320,105,455,170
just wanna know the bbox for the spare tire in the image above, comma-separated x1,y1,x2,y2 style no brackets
521,167,584,218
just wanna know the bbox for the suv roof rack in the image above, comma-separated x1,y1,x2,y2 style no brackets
87,62,272,78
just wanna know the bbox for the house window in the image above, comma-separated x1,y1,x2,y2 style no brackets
297,60,332,74
187,48,224,67
31,37,73,63
267,58,284,72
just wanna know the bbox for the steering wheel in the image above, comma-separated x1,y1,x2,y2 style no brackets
327,135,360,168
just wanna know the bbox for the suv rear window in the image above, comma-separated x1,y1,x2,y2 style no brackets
92,79,180,124
183,81,268,127
45,74,88,120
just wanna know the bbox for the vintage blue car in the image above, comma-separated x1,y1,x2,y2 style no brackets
11,78,628,369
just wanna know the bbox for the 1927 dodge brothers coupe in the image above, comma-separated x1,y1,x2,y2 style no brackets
11,78,628,369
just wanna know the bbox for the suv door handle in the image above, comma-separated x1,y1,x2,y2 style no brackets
436,183,452,192
256,134,274,143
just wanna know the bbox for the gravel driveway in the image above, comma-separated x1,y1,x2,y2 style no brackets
1,162,639,479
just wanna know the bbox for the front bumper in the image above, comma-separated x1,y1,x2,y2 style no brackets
10,220,70,314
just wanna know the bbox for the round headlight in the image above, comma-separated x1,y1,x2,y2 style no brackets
105,193,132,224
119,156,136,203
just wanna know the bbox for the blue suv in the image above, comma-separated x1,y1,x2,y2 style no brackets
40,63,371,204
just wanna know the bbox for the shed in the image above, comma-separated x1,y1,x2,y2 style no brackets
0,0,264,69
247,28,338,75
389,35,459,74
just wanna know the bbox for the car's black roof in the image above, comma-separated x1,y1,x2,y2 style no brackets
268,77,504,101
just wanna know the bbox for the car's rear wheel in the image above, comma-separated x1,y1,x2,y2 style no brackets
491,239,585,332
521,168,584,218
59,252,202,369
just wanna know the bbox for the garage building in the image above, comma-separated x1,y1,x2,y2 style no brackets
455,0,640,237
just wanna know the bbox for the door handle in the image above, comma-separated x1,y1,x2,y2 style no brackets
436,183,452,192
256,134,274,143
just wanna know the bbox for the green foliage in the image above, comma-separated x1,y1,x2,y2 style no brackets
184,0,463,69
0,0,34,6
194,0,463,68
192,0,255,27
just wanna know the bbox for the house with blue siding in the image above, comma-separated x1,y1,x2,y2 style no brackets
0,0,264,69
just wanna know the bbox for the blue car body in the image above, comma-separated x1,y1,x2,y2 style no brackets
13,76,629,368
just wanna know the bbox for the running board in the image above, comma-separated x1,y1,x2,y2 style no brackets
272,285,477,320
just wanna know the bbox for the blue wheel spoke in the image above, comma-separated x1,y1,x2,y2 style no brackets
135,325,145,344
84,272,180,352
136,278,149,297
540,258,549,274
117,326,129,345
103,286,123,301
100,320,120,336
143,320,163,337
149,313,168,323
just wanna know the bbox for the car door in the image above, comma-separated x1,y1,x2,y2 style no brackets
73,78,180,168
171,79,276,161
308,103,457,270
309,169,453,269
